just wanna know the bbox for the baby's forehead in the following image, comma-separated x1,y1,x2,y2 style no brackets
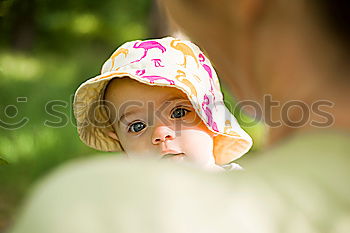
105,77,141,92
104,77,192,109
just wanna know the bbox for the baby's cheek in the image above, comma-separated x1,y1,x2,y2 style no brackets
189,119,214,137
180,129,214,162
121,134,156,157
183,113,211,132
123,139,144,154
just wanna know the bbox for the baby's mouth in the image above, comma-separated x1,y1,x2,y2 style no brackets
161,153,185,160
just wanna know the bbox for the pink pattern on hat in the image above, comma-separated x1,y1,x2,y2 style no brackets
199,53,217,108
202,94,219,131
135,69,175,85
131,41,167,63
151,59,164,67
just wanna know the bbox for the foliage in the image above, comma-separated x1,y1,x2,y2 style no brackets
0,0,151,230
0,0,265,230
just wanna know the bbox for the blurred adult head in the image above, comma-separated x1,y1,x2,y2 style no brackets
159,0,350,143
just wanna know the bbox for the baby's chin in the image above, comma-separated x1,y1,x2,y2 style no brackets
163,154,224,171
127,151,223,171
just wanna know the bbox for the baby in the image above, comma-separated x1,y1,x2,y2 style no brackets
74,37,252,170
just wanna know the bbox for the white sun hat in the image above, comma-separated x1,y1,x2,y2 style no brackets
73,37,252,165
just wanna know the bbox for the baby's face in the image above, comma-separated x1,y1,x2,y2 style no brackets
104,78,217,169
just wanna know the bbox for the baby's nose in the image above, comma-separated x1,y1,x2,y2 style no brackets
152,126,176,144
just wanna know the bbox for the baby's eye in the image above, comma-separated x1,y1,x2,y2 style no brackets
171,107,190,119
128,121,146,133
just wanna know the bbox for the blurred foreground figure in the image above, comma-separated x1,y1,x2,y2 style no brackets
9,136,350,233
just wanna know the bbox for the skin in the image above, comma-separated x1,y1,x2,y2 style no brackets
104,78,221,170
159,0,350,145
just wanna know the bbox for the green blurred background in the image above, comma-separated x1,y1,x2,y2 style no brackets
0,0,265,230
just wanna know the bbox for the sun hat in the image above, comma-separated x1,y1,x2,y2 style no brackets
73,37,252,165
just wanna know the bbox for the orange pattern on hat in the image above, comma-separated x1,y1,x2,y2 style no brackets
170,39,199,68
175,70,197,98
193,74,202,83
224,120,241,137
109,48,129,71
